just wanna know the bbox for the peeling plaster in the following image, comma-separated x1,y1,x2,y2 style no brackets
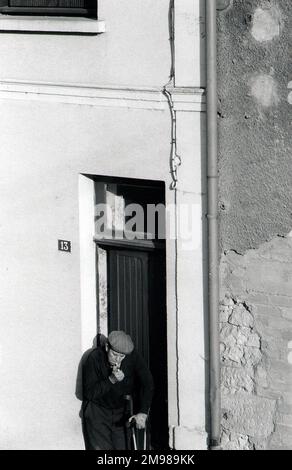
218,0,292,450
251,6,281,42
217,0,292,253
250,74,279,108
220,235,292,449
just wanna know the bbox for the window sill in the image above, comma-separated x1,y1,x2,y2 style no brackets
0,16,106,34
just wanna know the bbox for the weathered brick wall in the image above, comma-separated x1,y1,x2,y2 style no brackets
217,0,292,449
220,236,292,450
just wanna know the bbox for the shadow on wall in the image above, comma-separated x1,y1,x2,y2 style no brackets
75,334,107,407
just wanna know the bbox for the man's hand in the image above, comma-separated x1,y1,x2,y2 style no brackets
129,413,148,429
109,366,125,383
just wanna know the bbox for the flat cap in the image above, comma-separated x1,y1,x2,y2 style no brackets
108,331,134,355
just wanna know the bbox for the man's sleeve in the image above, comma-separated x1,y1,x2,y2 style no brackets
82,351,114,403
134,352,154,414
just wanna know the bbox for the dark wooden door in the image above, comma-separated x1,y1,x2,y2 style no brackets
107,247,168,449
108,250,150,363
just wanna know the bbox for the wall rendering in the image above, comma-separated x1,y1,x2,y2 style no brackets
218,0,292,450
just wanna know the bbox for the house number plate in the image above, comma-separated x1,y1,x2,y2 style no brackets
58,240,71,252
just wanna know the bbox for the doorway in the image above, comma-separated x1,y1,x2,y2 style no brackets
94,177,168,449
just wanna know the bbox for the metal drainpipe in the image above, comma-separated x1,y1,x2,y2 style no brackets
206,0,221,450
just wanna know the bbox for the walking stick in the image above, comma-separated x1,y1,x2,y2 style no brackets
124,395,148,450
124,395,137,450
129,416,147,450
131,422,138,450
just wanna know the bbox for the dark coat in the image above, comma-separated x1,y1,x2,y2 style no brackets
82,346,154,414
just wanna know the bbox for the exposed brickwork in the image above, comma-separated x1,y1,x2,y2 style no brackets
218,3,292,448
220,236,292,450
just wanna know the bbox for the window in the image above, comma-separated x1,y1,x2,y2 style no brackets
0,0,97,18
94,178,166,242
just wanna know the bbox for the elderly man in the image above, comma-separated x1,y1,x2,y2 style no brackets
81,330,154,450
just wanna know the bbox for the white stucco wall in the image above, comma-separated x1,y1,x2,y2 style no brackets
0,98,170,449
0,0,207,450
0,0,171,87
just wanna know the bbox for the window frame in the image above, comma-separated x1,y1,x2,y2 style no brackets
0,0,97,19
0,0,105,34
